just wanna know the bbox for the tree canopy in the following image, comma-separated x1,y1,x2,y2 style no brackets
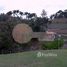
50,9,67,19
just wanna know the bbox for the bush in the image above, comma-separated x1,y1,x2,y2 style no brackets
41,38,64,50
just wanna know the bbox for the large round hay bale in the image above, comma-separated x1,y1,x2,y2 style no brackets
12,23,33,44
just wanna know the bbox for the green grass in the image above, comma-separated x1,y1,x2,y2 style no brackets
0,49,67,67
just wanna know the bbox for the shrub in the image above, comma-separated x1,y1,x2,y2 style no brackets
41,38,64,50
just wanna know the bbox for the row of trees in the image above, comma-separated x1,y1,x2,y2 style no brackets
50,9,67,19
0,9,49,32
0,9,67,53
6,10,37,20
0,9,49,53
1,9,67,22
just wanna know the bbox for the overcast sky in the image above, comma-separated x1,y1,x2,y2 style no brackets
0,0,67,16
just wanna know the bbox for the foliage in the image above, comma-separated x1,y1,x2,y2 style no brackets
30,17,48,32
0,14,9,21
41,38,64,50
0,9,49,32
41,9,47,18
0,23,14,53
0,9,49,53
50,9,67,19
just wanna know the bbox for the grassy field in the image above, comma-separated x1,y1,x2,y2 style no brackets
0,49,67,67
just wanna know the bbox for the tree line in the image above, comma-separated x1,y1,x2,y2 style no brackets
50,9,67,19
0,9,67,54
0,9,49,53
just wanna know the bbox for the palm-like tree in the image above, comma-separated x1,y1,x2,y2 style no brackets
16,10,19,13
27,13,35,20
19,11,23,19
13,10,17,17
6,11,12,16
24,12,29,19
20,11,23,15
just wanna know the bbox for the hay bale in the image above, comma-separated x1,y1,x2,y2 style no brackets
12,23,33,44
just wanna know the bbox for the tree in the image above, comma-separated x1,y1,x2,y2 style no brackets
0,13,9,22
19,11,23,16
64,9,67,18
55,10,64,18
6,11,12,16
16,10,19,13
50,9,67,19
31,16,49,32
50,14,55,20
24,12,29,19
13,10,17,17
27,13,33,19
41,9,47,18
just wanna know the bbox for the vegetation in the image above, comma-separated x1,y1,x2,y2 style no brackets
41,38,64,50
50,9,67,19
0,9,67,53
0,9,49,53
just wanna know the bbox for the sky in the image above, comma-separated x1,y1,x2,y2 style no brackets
0,0,67,17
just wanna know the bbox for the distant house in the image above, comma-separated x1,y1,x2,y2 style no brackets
35,31,56,41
